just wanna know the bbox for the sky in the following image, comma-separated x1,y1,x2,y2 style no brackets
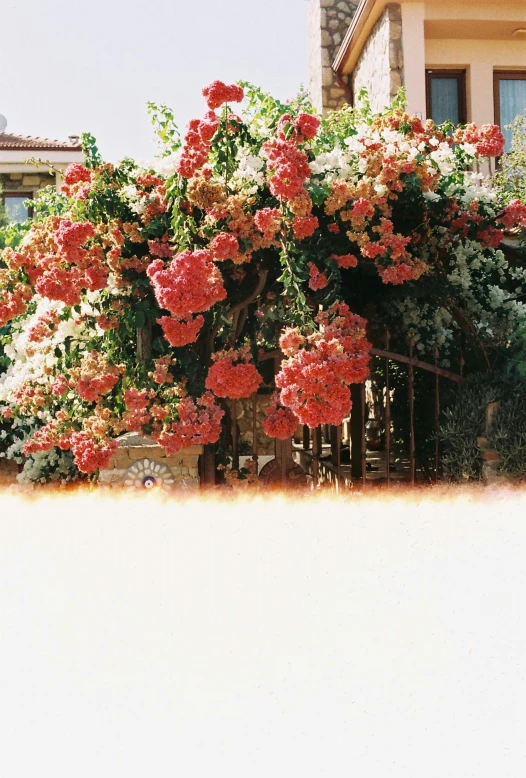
1,0,309,162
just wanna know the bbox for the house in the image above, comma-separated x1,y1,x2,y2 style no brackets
0,127,83,222
308,0,526,148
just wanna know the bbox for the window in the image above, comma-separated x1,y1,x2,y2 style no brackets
426,70,467,125
2,193,33,223
494,71,526,151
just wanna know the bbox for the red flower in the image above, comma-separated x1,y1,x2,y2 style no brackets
210,232,240,261
308,263,328,291
147,249,226,318
262,394,298,439
275,303,370,428
205,350,262,399
69,432,119,474
330,253,358,269
292,215,318,240
157,314,204,346
295,113,320,140
499,199,526,230
202,81,244,110
254,207,282,237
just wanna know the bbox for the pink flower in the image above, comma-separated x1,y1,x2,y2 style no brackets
210,232,240,261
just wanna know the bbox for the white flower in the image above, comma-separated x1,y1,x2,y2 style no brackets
153,151,181,178
423,189,441,202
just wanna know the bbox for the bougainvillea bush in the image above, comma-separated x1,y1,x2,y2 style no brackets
1,80,526,482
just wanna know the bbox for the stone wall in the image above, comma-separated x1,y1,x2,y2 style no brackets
99,433,202,490
308,0,358,114
352,4,403,112
1,171,55,196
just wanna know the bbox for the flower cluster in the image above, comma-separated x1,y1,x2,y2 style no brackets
61,163,93,200
154,392,224,455
453,123,506,158
205,347,263,399
147,248,226,321
262,393,299,440
275,304,371,427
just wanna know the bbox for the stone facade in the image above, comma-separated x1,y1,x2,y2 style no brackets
308,0,358,113
99,433,202,490
1,170,55,196
352,4,404,112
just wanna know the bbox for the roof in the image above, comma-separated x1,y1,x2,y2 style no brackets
0,133,82,151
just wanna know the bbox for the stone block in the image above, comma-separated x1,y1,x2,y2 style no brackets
127,445,164,461
390,21,402,40
99,469,126,484
22,175,40,186
110,451,132,470
9,172,23,180
165,456,183,468
328,18,340,30
390,70,402,94
321,48,330,66
322,66,334,87
321,29,331,47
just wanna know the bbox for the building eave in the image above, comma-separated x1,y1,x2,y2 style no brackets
332,0,381,74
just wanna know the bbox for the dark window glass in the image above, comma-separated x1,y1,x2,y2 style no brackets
426,70,467,125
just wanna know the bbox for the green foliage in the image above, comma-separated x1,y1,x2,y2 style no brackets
439,380,498,481
493,113,526,208
147,102,181,154
81,132,103,169
487,391,526,478
439,378,526,481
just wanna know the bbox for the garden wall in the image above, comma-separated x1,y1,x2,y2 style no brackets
99,433,202,490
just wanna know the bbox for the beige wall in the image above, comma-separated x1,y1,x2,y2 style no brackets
338,0,526,120
425,39,526,125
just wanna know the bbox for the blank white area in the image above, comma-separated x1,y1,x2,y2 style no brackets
0,490,525,777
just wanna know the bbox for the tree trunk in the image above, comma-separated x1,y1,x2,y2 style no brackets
350,383,363,480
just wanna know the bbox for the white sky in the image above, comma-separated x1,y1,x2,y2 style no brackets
2,0,309,161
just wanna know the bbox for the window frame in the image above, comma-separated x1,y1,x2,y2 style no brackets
2,191,34,222
425,69,467,125
493,70,526,131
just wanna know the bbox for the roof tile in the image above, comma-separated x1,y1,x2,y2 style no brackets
0,133,82,151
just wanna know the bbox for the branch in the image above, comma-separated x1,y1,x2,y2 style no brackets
370,348,467,383
227,267,268,321
445,300,491,372
207,267,269,354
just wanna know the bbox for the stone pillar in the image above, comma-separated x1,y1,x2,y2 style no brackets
308,0,358,114
352,4,404,113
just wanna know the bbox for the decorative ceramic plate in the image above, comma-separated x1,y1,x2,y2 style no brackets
123,458,175,490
